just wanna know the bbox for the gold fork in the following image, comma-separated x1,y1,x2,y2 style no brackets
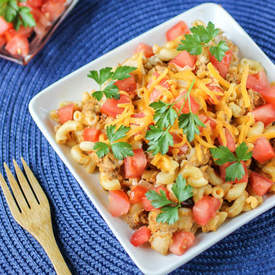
0,158,71,275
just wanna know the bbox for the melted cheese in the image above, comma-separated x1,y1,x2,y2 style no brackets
247,132,275,143
240,64,251,109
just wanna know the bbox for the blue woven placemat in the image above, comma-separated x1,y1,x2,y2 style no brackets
0,0,274,274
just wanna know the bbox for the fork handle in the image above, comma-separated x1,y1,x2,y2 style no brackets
38,229,71,275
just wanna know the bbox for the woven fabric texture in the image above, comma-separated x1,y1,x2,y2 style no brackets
0,0,274,274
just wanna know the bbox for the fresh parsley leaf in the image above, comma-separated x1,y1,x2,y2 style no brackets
107,125,130,143
210,146,237,165
0,1,35,30
156,206,179,225
88,70,99,84
177,33,202,55
172,175,193,203
225,162,244,182
179,113,205,142
112,66,136,80
92,91,103,101
145,189,172,208
235,142,252,162
146,126,173,155
111,142,133,160
99,67,113,84
103,82,120,99
209,40,229,62
93,142,109,158
150,101,178,129
177,21,228,61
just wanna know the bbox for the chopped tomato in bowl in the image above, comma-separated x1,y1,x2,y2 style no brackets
0,0,73,64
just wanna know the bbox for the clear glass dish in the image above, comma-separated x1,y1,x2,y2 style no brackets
0,0,79,65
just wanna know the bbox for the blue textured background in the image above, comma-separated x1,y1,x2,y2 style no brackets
0,0,274,274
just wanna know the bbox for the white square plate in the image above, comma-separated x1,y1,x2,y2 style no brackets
29,3,275,275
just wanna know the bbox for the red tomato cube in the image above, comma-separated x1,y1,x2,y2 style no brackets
0,16,12,35
108,190,130,217
246,70,269,93
57,103,75,124
170,51,197,68
209,50,232,78
83,128,101,142
252,104,275,126
252,137,275,163
135,43,153,58
129,185,148,204
130,226,151,247
124,149,147,178
169,231,195,256
5,34,30,57
166,21,190,41
218,128,236,152
250,172,273,196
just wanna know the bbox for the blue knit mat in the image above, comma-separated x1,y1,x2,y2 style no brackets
0,0,274,274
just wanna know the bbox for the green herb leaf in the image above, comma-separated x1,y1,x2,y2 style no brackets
103,82,120,99
92,91,103,101
150,101,178,129
225,162,245,182
210,146,237,165
88,70,100,84
111,142,133,160
179,113,205,142
18,6,35,28
145,189,173,208
156,206,179,225
106,125,130,143
93,142,110,158
172,175,193,203
235,142,252,162
209,40,229,62
112,66,136,80
177,21,228,61
146,126,173,155
99,67,113,84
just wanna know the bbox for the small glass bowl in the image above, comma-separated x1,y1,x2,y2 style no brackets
0,0,79,65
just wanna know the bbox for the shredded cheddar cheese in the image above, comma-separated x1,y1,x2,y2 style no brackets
207,62,230,89
240,64,251,109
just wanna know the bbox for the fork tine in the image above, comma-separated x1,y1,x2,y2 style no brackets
4,163,29,210
0,173,20,216
21,158,48,204
13,159,37,208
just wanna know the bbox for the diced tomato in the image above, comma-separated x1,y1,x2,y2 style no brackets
260,85,275,107
132,112,145,118
83,128,101,142
210,50,232,78
174,92,200,114
141,196,154,211
149,73,170,102
5,34,29,57
27,0,43,8
41,0,66,22
166,21,190,41
169,231,195,256
218,128,236,152
170,51,197,68
108,190,130,217
0,16,12,35
154,185,170,199
17,26,33,38
252,137,275,163
198,114,216,129
101,94,130,118
192,196,221,226
130,226,151,247
129,185,148,204
57,103,74,124
206,83,223,104
114,75,137,96
0,35,5,48
250,172,273,196
135,43,153,58
219,161,248,184
124,149,147,178
30,7,51,28
252,104,275,125
4,28,16,42
246,70,269,93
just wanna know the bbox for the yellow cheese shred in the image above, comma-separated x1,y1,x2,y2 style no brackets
207,63,230,89
238,113,254,144
247,132,275,143
240,64,251,109
194,141,202,162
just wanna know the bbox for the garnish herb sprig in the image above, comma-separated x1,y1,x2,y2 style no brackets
146,79,205,155
88,66,136,100
145,175,193,224
0,0,36,30
93,125,133,160
177,21,229,61
210,142,252,182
